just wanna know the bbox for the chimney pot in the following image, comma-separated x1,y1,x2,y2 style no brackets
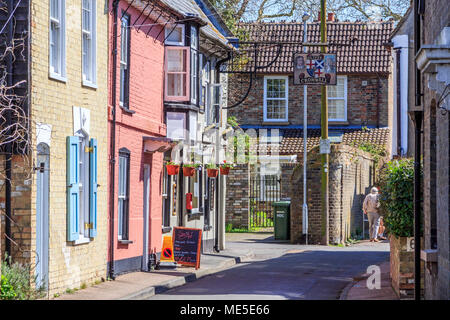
328,13,335,21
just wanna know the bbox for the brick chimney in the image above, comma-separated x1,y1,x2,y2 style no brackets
317,11,336,21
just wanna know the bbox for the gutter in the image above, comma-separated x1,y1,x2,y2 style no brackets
108,0,120,280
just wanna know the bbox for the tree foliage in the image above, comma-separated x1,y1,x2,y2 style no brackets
378,158,422,238
210,0,410,35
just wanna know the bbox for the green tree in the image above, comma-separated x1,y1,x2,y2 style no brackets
209,0,410,29
379,158,423,238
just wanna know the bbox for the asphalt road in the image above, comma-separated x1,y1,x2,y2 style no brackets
149,233,390,300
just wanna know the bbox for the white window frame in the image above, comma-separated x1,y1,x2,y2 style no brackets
201,56,211,115
263,76,289,122
190,26,199,104
82,0,97,88
328,75,348,122
165,24,185,46
210,83,221,125
118,151,130,241
120,14,130,107
74,134,90,245
166,111,186,140
49,0,66,81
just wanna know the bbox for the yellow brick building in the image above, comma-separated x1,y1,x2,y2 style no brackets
27,0,109,296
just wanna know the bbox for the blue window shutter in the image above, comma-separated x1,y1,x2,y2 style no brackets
89,138,98,238
66,136,80,241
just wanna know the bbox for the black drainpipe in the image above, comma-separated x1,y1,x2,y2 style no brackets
4,0,14,260
213,53,231,252
412,110,422,301
413,0,423,301
108,0,120,280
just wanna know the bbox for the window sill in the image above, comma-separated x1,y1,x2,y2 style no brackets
82,80,98,89
73,236,90,245
120,106,136,114
162,226,172,234
166,41,185,46
262,121,289,125
49,72,67,83
329,121,349,125
118,239,133,244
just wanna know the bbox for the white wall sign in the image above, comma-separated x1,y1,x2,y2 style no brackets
73,106,90,136
320,138,331,154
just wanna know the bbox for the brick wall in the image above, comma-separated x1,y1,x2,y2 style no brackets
228,74,390,127
108,0,166,273
290,148,323,244
0,155,32,265
225,164,250,228
421,0,450,300
290,144,381,244
29,0,109,296
390,235,424,299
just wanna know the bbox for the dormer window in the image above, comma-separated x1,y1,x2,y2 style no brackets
165,24,185,46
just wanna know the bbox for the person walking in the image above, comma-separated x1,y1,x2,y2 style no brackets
363,187,381,242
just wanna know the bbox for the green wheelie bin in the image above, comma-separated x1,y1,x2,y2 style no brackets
272,201,291,240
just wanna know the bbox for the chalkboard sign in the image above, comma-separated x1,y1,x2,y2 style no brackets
172,227,202,269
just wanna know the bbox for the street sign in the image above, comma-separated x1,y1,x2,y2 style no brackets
293,53,337,85
320,138,331,154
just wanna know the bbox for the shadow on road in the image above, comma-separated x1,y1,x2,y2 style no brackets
155,249,389,300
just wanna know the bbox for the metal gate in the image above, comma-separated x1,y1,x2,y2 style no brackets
249,175,281,229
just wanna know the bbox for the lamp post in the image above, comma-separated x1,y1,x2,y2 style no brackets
302,12,310,244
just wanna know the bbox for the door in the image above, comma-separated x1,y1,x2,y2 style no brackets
36,143,49,290
142,164,150,271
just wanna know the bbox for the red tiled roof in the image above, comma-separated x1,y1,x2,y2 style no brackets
249,127,390,155
238,21,394,74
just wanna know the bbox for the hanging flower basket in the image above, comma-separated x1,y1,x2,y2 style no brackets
183,166,196,177
207,168,219,178
166,164,180,175
219,161,232,175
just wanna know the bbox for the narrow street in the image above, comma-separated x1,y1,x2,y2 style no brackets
149,233,390,300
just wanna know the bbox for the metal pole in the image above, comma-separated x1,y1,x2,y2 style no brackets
320,0,329,245
302,16,309,244
108,0,120,280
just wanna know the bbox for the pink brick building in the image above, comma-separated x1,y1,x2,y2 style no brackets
107,0,180,276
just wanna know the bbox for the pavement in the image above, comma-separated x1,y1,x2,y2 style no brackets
340,260,399,300
54,246,254,300
53,232,398,300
